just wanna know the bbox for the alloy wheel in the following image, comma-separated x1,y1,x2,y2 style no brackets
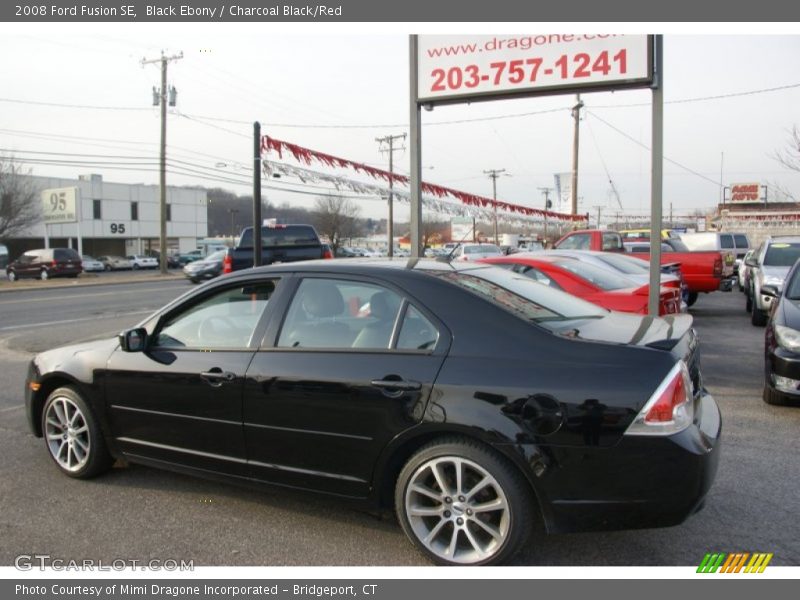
44,395,91,472
404,456,510,564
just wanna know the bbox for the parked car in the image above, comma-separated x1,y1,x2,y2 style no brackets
6,248,83,281
24,259,719,566
183,249,227,284
97,255,132,271
739,249,755,292
746,236,800,326
763,258,800,405
177,250,204,266
543,249,687,307
335,246,360,258
481,254,682,316
451,243,504,261
126,255,159,270
81,255,105,273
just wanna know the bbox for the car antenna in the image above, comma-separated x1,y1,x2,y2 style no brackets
439,228,477,262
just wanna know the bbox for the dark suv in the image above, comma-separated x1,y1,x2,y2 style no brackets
6,248,83,281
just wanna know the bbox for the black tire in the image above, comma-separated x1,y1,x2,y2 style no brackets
746,294,753,313
395,437,535,566
132,264,140,270
763,384,788,406
686,292,698,307
104,264,112,272
752,307,767,326
41,386,113,479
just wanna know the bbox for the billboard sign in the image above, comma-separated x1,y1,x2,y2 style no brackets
729,183,763,203
417,34,653,104
451,217,475,243
41,187,78,224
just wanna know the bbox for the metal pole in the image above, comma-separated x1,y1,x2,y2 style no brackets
491,175,498,245
648,36,664,317
388,140,394,257
76,189,83,257
570,94,583,216
159,54,168,275
409,35,422,258
253,121,263,267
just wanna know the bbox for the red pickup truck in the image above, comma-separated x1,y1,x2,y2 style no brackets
624,238,735,306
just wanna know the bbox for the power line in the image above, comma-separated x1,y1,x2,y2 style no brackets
590,82,800,109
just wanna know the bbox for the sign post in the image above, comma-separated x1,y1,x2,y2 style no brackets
41,187,80,253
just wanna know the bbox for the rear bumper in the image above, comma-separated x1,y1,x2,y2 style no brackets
514,390,721,534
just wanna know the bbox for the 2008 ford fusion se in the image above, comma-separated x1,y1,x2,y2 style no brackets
25,259,720,565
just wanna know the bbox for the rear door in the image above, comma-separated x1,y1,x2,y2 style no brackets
243,275,449,497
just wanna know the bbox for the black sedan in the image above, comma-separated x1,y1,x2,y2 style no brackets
763,259,800,405
182,249,227,283
24,259,720,566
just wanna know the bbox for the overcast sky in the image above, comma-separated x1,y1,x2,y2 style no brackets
1,24,799,224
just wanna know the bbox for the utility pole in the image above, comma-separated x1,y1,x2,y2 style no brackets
484,168,507,245
538,187,553,242
228,208,239,243
570,94,584,216
142,51,183,275
376,133,406,257
593,205,604,229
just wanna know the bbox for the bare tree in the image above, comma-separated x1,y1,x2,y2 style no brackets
775,125,800,172
312,195,362,252
421,214,449,249
0,157,40,241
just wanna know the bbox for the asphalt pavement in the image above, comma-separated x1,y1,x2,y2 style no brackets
0,281,797,566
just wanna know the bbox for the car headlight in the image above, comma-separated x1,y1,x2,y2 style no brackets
775,324,800,352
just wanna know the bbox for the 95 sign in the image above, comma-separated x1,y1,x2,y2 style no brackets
417,34,653,103
41,187,78,224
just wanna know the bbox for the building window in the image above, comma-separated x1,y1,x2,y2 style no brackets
131,202,138,221
93,199,102,220
166,204,171,222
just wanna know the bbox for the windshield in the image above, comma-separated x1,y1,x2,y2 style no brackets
764,242,800,267
205,250,227,261
427,266,606,327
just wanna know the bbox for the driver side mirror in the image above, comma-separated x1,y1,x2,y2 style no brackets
745,256,759,267
119,327,148,352
761,284,781,298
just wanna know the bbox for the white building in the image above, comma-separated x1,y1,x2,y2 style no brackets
10,173,208,258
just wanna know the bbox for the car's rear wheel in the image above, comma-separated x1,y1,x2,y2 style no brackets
7,270,16,282
395,438,534,566
39,269,49,280
132,264,139,270
42,387,113,479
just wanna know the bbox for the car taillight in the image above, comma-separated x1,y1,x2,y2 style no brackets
322,248,333,259
626,361,694,436
222,253,233,274
713,257,722,277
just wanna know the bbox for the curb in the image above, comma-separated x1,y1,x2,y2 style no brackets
0,272,185,294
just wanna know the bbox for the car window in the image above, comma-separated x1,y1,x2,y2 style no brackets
276,278,439,352
155,281,277,349
397,306,439,351
595,253,648,274
551,258,634,290
601,233,623,251
666,239,689,252
513,265,561,289
764,242,800,267
557,233,590,250
239,225,320,248
720,235,734,249
734,235,749,248
54,248,80,261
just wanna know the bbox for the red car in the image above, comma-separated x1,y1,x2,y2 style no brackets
480,254,681,316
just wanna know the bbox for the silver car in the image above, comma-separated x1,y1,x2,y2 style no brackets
746,236,800,326
452,243,504,262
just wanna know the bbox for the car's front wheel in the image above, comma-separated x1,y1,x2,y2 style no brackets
395,437,534,566
7,270,16,282
42,387,113,479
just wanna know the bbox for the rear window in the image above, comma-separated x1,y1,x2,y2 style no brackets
764,242,800,267
427,267,605,327
720,235,734,249
601,233,623,251
551,258,634,290
54,248,80,261
238,225,320,248
734,234,749,248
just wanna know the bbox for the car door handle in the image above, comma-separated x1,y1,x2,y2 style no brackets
370,378,422,392
200,369,236,386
